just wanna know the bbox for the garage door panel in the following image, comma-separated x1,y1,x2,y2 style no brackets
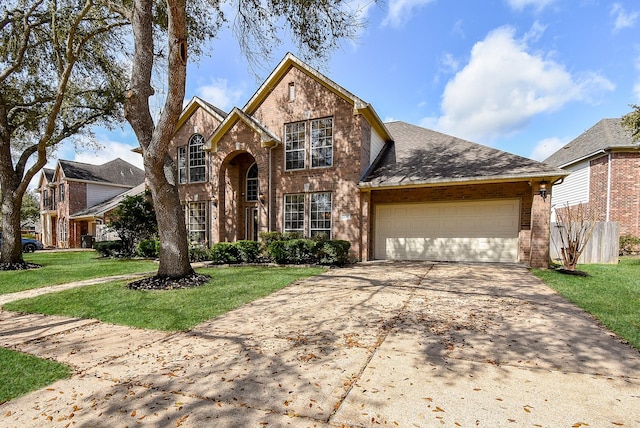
384,237,519,262
375,200,520,263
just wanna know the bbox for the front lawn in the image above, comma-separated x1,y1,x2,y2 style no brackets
4,266,325,331
0,251,158,295
534,257,640,350
0,348,71,403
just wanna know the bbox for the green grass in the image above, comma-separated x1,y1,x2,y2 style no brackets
0,348,72,403
534,257,640,350
0,251,158,295
4,266,325,331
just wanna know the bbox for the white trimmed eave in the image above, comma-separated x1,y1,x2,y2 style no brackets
358,173,569,191
204,108,281,151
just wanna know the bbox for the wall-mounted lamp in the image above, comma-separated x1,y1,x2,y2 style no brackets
538,181,548,202
259,192,265,205
211,195,218,207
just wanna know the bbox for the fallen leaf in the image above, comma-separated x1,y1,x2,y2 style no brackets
433,406,445,412
131,410,136,417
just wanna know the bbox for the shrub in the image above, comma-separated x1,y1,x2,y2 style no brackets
317,240,350,265
93,240,125,258
235,240,261,263
620,234,640,256
259,231,285,246
210,242,240,264
137,238,159,258
189,243,212,262
266,238,316,264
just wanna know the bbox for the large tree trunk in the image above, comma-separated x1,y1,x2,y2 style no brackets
125,0,193,278
0,184,24,264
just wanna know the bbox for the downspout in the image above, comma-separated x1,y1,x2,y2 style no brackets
606,152,612,222
268,146,273,231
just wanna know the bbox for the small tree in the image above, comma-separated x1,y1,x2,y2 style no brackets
107,193,157,257
552,203,598,271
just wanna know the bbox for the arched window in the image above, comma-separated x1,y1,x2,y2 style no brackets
246,163,258,202
188,134,206,182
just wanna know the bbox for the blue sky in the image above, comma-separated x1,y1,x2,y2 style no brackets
57,0,639,172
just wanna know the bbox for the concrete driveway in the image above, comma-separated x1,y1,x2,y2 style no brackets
1,261,639,427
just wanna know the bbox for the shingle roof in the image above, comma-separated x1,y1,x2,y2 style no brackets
360,121,566,188
58,158,145,187
544,118,639,167
43,168,55,182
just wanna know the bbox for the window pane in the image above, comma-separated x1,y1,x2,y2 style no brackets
188,201,207,243
246,163,258,202
311,118,333,168
310,192,331,238
285,122,305,170
188,134,206,182
178,147,187,184
284,194,305,234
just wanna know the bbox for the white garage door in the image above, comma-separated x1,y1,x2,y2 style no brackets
375,199,520,262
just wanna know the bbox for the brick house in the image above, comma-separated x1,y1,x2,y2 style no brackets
171,53,566,268
38,159,145,248
544,118,640,236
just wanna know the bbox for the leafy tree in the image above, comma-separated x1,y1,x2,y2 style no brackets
120,0,362,280
0,0,129,265
107,193,158,256
622,104,640,141
20,190,39,229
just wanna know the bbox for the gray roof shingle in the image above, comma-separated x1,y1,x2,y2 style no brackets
544,118,639,167
361,121,566,188
59,158,145,187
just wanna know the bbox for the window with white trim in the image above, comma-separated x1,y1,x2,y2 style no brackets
284,118,333,171
178,146,187,184
285,122,306,170
311,118,333,168
246,163,258,202
310,192,332,238
189,134,206,182
284,194,305,234
187,201,207,243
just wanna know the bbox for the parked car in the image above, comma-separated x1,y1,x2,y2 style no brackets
0,232,44,252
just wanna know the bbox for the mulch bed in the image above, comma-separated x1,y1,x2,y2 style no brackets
555,268,589,277
0,262,42,271
127,273,211,290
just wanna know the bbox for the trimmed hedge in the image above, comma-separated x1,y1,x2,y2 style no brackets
137,238,160,258
209,235,351,266
94,240,126,258
210,242,240,264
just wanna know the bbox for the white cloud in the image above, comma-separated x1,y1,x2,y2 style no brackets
74,140,144,170
382,0,435,28
196,78,244,111
506,0,555,12
530,137,568,161
427,26,614,142
611,3,639,32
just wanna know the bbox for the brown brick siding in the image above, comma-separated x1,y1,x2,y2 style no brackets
558,152,640,237
609,152,640,236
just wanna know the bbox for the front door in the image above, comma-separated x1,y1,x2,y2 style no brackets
246,207,258,241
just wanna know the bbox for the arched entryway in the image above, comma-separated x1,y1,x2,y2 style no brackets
217,151,262,242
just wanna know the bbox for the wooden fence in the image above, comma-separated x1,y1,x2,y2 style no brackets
550,221,619,264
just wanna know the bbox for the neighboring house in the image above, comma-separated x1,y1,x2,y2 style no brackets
170,53,566,268
544,118,640,236
37,158,145,248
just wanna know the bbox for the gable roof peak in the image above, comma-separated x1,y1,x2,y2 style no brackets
544,117,638,167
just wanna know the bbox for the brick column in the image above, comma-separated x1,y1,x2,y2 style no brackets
530,182,551,268
360,190,371,261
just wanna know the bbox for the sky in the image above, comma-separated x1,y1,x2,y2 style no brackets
54,0,640,173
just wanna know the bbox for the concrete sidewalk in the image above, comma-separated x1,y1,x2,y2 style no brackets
1,262,639,427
